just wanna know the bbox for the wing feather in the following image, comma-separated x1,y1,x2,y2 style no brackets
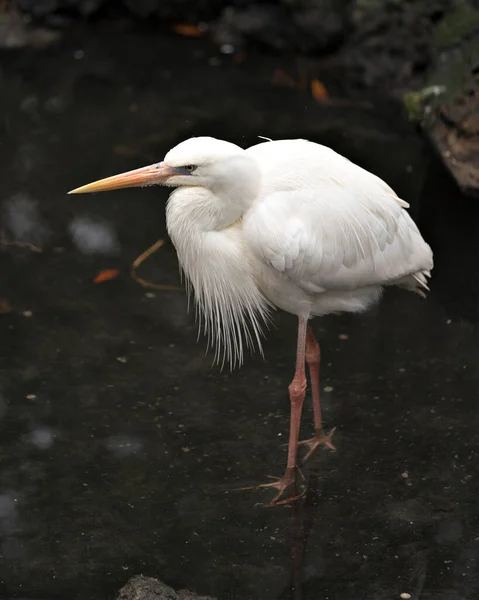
244,184,432,294
243,139,433,295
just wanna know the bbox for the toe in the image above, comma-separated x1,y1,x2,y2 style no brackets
300,428,336,461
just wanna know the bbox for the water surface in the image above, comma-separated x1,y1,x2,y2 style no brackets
1,20,478,600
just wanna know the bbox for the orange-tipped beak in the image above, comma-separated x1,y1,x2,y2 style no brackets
68,161,176,194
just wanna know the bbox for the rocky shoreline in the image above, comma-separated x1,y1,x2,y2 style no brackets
3,0,479,196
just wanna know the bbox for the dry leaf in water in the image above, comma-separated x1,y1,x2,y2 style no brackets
94,269,120,284
311,79,328,102
171,23,202,37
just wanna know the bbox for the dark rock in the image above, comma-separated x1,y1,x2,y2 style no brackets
16,0,103,17
426,54,479,198
12,0,349,53
116,576,177,600
213,0,348,54
122,0,160,18
122,0,224,21
291,1,346,52
212,4,294,53
6,0,479,94
401,4,479,198
328,0,450,91
15,0,58,17
0,10,61,47
116,575,217,600
430,103,479,198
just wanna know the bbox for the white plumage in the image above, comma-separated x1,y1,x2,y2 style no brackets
69,135,433,506
165,137,432,366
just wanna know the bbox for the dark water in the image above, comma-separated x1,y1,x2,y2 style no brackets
1,19,479,600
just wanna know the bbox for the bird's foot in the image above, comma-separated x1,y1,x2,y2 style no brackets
299,427,336,462
237,467,305,507
256,466,306,507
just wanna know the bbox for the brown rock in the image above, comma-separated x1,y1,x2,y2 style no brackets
429,72,479,198
116,575,217,600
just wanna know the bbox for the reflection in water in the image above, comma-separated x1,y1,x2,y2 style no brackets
1,193,51,246
0,24,478,600
0,393,6,419
0,492,22,559
288,473,317,600
104,435,144,458
0,493,16,521
29,426,56,450
418,156,479,324
285,464,362,600
69,216,121,256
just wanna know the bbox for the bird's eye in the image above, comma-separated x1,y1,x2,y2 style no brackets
184,165,197,173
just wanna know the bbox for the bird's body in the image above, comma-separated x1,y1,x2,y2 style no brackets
165,138,432,367
70,136,433,506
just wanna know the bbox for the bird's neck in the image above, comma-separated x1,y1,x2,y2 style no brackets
166,187,271,368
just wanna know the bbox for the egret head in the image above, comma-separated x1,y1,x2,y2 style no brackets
68,136,259,196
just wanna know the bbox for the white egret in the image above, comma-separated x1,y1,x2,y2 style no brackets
69,136,433,506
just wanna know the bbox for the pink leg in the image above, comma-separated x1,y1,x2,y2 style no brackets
257,315,309,506
298,324,335,461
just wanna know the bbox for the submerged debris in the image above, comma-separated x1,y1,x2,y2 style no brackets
0,238,43,253
131,239,182,291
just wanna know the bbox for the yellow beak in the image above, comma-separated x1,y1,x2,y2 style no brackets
68,161,176,194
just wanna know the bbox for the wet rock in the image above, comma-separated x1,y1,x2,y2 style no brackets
15,0,103,17
12,0,349,52
122,0,161,19
116,575,217,600
328,0,449,91
7,0,478,93
122,0,223,21
403,5,479,198
212,4,293,53
212,0,347,54
0,10,30,48
0,9,60,48
428,72,479,199
15,0,224,21
291,0,346,53
428,8,479,198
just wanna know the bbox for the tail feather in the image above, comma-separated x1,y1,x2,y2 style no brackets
397,269,431,298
